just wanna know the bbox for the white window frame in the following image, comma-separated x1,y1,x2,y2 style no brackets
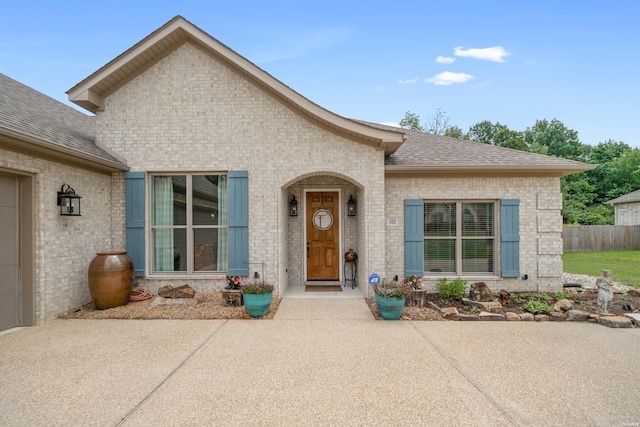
423,200,497,276
149,173,228,275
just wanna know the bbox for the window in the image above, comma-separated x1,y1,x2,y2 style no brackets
424,201,495,275
151,174,227,273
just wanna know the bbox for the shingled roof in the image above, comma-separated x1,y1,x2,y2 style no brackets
358,121,594,177
607,188,640,204
0,73,128,172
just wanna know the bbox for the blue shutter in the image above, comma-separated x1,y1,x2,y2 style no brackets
500,199,520,278
228,171,249,276
404,199,424,277
125,172,146,277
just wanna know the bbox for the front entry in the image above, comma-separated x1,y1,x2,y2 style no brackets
306,191,340,280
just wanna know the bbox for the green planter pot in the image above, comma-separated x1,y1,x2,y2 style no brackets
243,292,273,318
375,294,406,320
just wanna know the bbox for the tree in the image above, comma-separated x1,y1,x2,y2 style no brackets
523,119,588,161
399,111,424,131
444,125,464,139
425,108,450,135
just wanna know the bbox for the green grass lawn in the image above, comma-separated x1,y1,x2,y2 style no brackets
562,250,640,288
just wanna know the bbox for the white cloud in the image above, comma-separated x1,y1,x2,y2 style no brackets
454,46,511,62
426,71,474,86
397,78,419,84
436,56,455,64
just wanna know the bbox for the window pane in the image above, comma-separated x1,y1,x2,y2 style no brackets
193,175,227,226
152,175,186,226
424,239,455,273
153,228,186,272
462,239,494,273
193,228,226,272
424,203,456,237
462,202,494,237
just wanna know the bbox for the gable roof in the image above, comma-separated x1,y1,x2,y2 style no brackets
67,16,405,156
0,73,128,172
360,122,595,177
607,188,640,205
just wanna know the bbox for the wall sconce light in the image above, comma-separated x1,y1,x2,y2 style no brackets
289,195,298,216
347,195,357,216
57,184,82,216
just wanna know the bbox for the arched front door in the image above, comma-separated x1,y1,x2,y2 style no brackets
306,191,339,280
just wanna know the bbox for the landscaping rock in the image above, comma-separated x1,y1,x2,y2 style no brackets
627,289,640,298
459,314,479,321
427,301,441,311
597,316,633,328
553,299,573,312
498,289,510,306
519,313,534,321
588,314,599,323
468,282,495,302
440,307,459,321
549,312,566,321
158,284,196,299
462,299,502,310
478,311,506,321
505,312,521,321
566,310,590,322
624,313,640,327
534,314,550,321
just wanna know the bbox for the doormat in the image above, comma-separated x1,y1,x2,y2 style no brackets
305,285,343,292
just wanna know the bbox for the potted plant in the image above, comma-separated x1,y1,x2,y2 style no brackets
403,275,426,307
373,279,413,320
241,281,274,318
221,275,244,306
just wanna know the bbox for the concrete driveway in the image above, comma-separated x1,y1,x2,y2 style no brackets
1,299,638,426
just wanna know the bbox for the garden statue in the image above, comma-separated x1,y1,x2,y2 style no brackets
596,269,614,314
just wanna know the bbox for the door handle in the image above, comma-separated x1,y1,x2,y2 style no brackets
307,242,310,258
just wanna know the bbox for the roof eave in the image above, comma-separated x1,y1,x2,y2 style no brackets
385,163,597,177
0,126,129,173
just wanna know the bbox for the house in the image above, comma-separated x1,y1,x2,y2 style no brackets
0,16,594,331
607,189,640,225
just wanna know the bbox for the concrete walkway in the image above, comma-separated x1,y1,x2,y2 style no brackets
1,299,639,426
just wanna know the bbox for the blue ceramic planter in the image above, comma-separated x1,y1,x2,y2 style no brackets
375,294,406,320
243,292,273,318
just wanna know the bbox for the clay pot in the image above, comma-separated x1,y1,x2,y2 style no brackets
88,250,134,310
345,249,358,261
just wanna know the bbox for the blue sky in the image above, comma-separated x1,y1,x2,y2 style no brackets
2,0,639,147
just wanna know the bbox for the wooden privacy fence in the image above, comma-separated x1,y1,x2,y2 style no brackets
563,225,640,252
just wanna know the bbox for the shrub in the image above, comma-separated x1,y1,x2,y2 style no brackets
435,277,467,300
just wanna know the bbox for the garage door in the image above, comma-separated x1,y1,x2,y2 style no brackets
0,174,19,331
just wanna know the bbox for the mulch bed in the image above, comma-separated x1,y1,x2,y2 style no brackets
367,290,640,321
59,293,281,320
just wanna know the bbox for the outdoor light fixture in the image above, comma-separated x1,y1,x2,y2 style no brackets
289,195,298,216
347,195,357,216
57,184,82,216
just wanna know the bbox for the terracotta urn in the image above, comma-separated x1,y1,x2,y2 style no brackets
88,250,134,310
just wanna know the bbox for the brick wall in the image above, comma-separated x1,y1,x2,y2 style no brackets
384,175,564,293
98,43,386,295
1,149,114,323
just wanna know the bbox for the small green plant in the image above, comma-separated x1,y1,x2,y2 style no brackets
529,293,553,302
435,277,467,300
554,291,572,300
524,300,554,315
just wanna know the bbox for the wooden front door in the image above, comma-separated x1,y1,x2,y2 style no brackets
306,191,340,280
